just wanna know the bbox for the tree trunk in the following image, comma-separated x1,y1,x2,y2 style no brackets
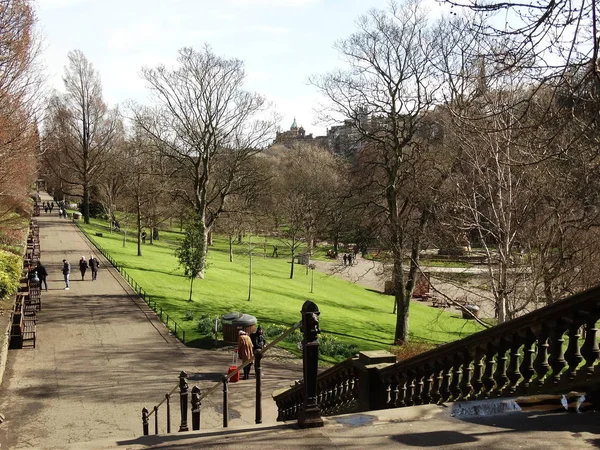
188,276,194,302
229,234,234,262
207,230,213,246
136,198,142,257
83,183,90,224
197,224,208,279
152,227,159,240
290,250,295,279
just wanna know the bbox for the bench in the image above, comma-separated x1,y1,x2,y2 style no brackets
22,319,36,348
10,295,37,349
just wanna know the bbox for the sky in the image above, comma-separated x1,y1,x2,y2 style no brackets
35,0,447,137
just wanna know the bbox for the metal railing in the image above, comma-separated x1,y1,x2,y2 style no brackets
142,320,302,435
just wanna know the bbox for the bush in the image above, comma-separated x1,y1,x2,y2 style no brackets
197,314,221,335
390,341,436,362
183,310,194,321
263,323,288,338
0,250,21,300
319,333,359,359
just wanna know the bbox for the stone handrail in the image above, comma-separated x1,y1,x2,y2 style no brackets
273,284,600,417
274,357,359,421
377,284,600,409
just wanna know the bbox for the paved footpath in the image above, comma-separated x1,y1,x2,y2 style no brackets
0,193,303,449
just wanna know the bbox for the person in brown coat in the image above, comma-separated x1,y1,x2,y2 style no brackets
237,331,254,380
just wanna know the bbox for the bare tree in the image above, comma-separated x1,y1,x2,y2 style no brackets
44,50,119,223
133,46,276,278
0,0,43,225
311,0,455,343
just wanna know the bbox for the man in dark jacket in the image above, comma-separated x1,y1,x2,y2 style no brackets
250,326,266,352
62,259,70,290
88,255,100,281
36,262,48,291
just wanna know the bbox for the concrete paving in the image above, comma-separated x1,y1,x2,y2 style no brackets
70,404,600,449
0,193,303,449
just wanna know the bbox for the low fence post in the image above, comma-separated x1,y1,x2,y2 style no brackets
154,405,158,435
191,386,201,430
255,349,263,424
142,407,149,436
222,376,229,428
298,300,324,428
178,371,189,432
166,393,171,433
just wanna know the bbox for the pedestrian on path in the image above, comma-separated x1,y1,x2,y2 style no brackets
79,256,88,280
89,255,99,281
62,259,70,290
36,261,48,291
237,331,254,380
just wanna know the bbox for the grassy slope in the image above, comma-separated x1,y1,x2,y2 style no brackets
78,219,485,353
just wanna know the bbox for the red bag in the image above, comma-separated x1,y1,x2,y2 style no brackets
228,365,240,383
228,350,239,383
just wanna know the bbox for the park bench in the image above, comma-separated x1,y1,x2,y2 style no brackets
27,280,41,311
10,298,37,349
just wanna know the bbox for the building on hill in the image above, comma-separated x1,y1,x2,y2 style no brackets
274,118,318,147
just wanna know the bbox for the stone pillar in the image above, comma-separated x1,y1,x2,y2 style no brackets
355,351,397,412
298,300,324,428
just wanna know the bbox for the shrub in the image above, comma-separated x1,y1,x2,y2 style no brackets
319,333,359,359
390,341,436,362
197,314,221,335
183,310,194,321
0,250,21,300
263,323,288,338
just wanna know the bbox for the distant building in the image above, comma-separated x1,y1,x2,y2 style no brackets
274,118,317,147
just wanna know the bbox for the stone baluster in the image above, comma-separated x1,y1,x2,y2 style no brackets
518,330,537,394
397,376,408,407
430,362,443,404
471,347,485,397
482,343,497,396
404,372,415,407
459,350,474,400
492,339,510,396
581,319,600,376
548,320,568,384
449,355,462,400
506,338,522,395
413,371,424,405
534,326,551,385
439,358,452,402
564,322,583,381
421,369,433,405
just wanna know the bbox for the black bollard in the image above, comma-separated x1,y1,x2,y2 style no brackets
255,349,263,424
191,386,201,431
222,376,229,428
178,371,189,432
166,393,171,433
142,407,149,436
298,300,324,428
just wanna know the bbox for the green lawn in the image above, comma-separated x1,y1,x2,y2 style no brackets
76,219,486,359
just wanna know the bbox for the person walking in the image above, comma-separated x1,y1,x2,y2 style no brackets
343,253,348,266
141,230,147,244
79,256,88,281
36,261,48,291
250,326,266,353
88,255,99,281
237,331,254,380
62,259,71,290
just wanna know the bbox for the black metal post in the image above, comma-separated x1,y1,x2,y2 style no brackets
191,386,201,430
142,407,149,436
298,300,324,428
255,349,263,424
178,371,189,432
166,393,171,433
154,406,158,434
222,376,229,428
